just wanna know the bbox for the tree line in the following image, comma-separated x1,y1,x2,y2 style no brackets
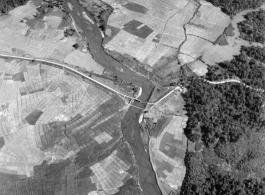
204,0,265,15
180,45,265,194
238,10,265,44
0,0,28,14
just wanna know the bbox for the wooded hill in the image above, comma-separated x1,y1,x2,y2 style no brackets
238,10,265,44
180,46,265,195
207,46,265,90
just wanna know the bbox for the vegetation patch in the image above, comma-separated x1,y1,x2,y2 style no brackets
183,79,264,145
122,2,148,14
224,23,235,36
204,0,265,15
79,0,112,31
215,34,229,45
238,10,265,44
181,45,265,194
207,46,265,89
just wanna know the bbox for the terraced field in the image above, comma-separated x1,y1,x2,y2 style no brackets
0,57,138,194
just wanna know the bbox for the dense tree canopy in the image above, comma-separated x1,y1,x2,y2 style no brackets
238,10,265,44
181,45,265,194
241,46,265,62
181,151,265,195
207,46,265,90
204,0,265,15
183,78,264,146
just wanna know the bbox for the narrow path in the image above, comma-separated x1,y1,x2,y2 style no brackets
205,79,264,92
148,86,183,111
206,79,241,84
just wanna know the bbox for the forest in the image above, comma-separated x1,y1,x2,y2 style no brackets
241,46,265,62
0,0,28,14
183,78,264,146
204,0,265,15
238,10,265,44
180,45,265,194
207,46,265,90
181,151,265,195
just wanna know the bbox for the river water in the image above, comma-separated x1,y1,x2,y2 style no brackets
64,1,162,195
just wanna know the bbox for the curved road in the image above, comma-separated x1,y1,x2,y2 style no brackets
205,79,264,92
0,53,141,100
0,53,161,105
206,79,241,85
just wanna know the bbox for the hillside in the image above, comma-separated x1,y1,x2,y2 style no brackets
180,46,265,195
238,10,265,44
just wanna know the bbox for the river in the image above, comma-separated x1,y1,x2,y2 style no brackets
64,1,162,195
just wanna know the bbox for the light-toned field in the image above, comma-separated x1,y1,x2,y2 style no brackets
188,60,208,76
0,2,74,60
179,35,211,64
145,91,187,194
103,0,196,68
90,149,131,194
149,115,187,194
0,0,105,74
64,50,104,74
186,1,230,42
102,0,230,69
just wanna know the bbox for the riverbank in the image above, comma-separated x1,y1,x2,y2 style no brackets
64,0,162,194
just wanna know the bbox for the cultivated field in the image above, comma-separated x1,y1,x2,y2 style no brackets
188,60,208,76
144,91,187,194
0,0,104,74
102,0,230,70
149,115,187,194
0,58,137,194
64,50,104,74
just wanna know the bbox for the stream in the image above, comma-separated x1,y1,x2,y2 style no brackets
64,1,162,195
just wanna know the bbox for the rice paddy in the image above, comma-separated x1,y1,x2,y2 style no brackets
102,0,230,70
0,56,136,194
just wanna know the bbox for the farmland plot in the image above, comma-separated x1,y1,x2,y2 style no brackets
0,58,137,194
102,0,230,70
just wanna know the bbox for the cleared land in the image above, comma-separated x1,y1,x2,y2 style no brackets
188,60,208,76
